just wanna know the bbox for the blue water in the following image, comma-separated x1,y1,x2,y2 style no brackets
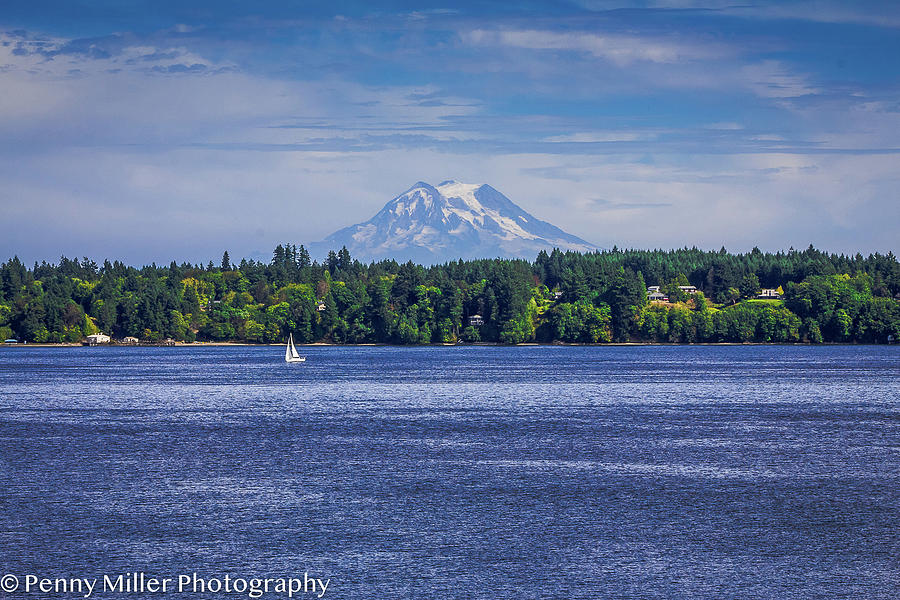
1,345,898,599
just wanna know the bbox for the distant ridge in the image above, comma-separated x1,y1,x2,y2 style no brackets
311,180,598,263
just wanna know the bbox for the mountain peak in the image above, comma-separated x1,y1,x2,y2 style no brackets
316,180,598,264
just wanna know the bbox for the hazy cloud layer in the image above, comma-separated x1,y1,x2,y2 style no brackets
1,1,898,264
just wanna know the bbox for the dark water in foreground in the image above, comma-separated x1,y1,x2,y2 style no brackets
0,345,898,599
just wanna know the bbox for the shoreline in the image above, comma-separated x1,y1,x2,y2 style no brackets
2,341,894,348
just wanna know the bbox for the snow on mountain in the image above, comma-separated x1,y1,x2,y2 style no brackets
312,180,599,263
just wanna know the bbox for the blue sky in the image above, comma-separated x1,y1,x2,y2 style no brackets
1,0,898,264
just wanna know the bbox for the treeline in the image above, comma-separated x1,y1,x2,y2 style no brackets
1,245,898,345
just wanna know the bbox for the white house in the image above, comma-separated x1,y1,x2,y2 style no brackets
85,333,111,345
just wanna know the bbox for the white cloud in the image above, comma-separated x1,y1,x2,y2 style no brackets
724,2,900,29
741,60,820,99
0,31,226,76
572,1,900,28
464,29,723,66
459,28,826,106
172,24,200,34
0,30,484,151
543,131,657,143
501,151,899,253
705,122,744,130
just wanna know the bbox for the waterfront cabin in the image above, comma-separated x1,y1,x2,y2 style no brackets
468,314,484,327
122,336,139,344
84,333,111,346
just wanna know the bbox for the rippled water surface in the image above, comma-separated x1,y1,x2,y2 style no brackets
1,345,898,599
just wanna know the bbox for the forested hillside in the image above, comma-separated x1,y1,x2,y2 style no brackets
1,245,898,344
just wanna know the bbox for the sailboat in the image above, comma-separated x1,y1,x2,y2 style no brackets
284,333,306,363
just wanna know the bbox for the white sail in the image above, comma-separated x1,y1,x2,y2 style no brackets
285,333,306,362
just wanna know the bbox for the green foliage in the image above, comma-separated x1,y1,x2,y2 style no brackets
460,325,480,342
662,273,690,303
169,310,189,341
783,273,897,342
547,300,612,343
244,319,266,342
397,314,420,344
1,246,897,344
740,273,761,299
639,300,801,343
0,304,11,326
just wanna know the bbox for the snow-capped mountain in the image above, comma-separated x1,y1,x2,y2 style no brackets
313,180,598,263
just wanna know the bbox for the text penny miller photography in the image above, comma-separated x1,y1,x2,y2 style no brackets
4,573,330,599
